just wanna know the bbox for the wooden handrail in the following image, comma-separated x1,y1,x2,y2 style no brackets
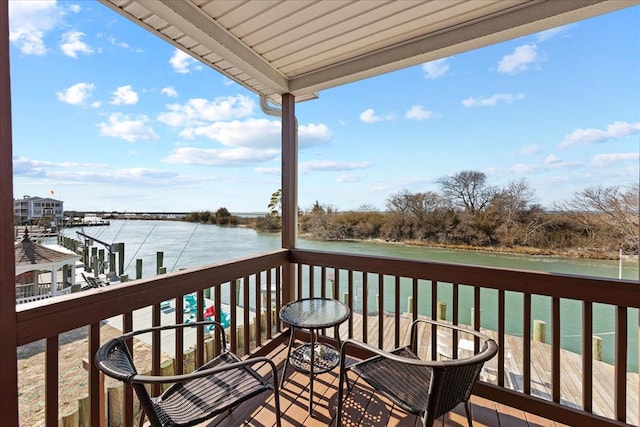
13,248,639,426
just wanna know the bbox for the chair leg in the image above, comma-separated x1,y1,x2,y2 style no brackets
280,328,296,386
464,400,473,427
273,384,282,427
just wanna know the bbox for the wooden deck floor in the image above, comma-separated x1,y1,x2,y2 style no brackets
136,309,637,426
200,339,571,427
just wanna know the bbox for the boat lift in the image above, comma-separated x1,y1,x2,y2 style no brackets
76,230,119,254
76,230,123,278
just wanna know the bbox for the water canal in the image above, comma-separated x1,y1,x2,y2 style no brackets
58,219,639,370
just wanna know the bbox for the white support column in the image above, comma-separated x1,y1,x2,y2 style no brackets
51,268,57,296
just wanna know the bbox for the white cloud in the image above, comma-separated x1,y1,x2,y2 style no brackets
518,144,541,155
405,105,433,121
359,109,394,124
13,156,104,177
69,4,81,13
559,121,640,148
170,49,197,74
98,113,159,142
110,85,139,105
461,93,525,107
161,87,178,98
544,154,562,164
254,167,280,175
179,118,280,146
56,82,95,105
543,154,581,169
299,123,332,148
299,160,371,174
60,31,94,58
510,163,539,174
422,58,449,79
8,0,63,55
106,35,130,49
592,152,640,167
164,146,279,166
164,119,332,166
497,44,540,74
178,118,331,149
158,95,255,127
336,173,364,183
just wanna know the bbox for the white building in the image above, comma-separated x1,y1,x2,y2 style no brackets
14,195,64,225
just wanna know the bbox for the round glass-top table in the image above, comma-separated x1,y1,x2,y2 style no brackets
279,297,351,417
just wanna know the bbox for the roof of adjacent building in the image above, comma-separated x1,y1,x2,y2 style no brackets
15,232,78,268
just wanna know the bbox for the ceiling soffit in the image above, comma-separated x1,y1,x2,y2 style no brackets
100,0,637,104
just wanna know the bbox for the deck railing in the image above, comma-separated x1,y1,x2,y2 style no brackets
16,249,289,426
15,248,639,426
290,248,639,427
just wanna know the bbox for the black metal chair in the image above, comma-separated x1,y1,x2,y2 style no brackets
337,319,498,427
95,320,281,427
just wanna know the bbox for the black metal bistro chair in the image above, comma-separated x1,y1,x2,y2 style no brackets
337,319,498,427
95,320,281,427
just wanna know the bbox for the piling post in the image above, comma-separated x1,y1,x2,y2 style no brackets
136,259,142,280
98,249,105,274
160,359,174,392
158,267,166,275
407,296,413,315
92,257,100,276
61,410,79,427
156,251,164,275
343,292,349,306
117,243,125,276
437,302,447,321
78,395,89,427
109,253,116,277
533,320,546,342
592,336,603,361
183,348,196,374
471,308,481,328
107,384,124,427
82,246,89,269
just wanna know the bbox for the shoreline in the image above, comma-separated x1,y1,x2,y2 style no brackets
297,233,634,262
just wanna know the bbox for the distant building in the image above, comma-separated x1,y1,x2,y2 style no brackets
14,195,64,225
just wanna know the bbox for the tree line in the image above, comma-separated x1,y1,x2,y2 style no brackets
186,170,638,257
256,170,639,257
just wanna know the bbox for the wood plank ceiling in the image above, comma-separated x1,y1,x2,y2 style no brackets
99,0,637,104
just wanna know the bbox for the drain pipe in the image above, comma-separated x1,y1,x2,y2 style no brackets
260,95,299,128
260,95,282,118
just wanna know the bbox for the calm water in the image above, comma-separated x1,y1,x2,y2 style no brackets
58,220,639,370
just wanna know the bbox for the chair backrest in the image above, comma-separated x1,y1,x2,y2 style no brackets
94,335,165,424
425,339,498,425
95,337,138,382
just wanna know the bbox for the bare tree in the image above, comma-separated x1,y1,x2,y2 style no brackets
437,170,497,214
490,178,537,242
560,184,639,252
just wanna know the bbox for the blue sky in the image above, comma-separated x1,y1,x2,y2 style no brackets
9,1,640,213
